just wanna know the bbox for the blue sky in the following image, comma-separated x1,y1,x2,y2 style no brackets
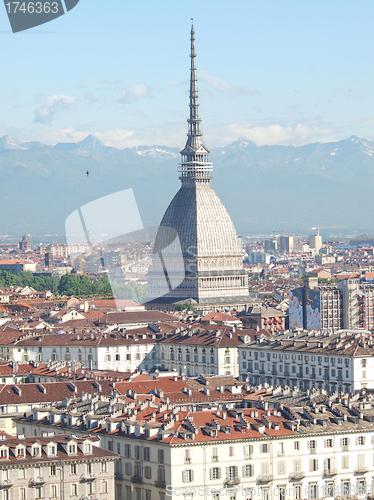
1,0,374,148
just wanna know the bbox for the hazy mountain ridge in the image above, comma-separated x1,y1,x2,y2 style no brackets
0,134,373,236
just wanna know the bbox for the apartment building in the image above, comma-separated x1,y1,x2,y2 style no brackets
0,434,118,500
289,277,360,331
15,391,374,500
238,330,374,392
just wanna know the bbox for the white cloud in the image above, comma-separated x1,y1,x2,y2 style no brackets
119,82,150,104
199,69,259,96
34,95,78,124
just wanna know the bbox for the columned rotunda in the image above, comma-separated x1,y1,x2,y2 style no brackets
147,23,250,312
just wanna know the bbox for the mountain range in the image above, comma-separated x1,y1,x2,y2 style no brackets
0,134,373,239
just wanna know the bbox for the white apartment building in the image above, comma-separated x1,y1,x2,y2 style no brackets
238,330,374,392
15,393,374,500
0,434,117,500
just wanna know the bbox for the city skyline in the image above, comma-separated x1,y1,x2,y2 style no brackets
1,0,374,149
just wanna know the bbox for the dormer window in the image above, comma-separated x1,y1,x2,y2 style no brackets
0,449,8,459
69,444,76,455
48,446,56,456
84,443,91,454
33,447,40,457
17,448,25,458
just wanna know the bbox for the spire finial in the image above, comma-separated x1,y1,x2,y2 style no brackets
179,22,212,184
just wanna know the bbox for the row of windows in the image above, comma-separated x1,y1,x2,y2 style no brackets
244,362,350,378
243,351,351,366
112,444,164,463
14,481,108,500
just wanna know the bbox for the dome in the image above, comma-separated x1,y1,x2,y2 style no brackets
155,183,242,259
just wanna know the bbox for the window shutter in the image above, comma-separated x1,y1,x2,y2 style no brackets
242,465,246,477
217,467,221,479
347,438,350,446
234,466,238,477
210,468,213,481
191,470,194,482
249,445,253,455
340,438,343,447
226,466,229,478
309,459,313,471
182,471,186,483
186,449,191,459
307,441,310,449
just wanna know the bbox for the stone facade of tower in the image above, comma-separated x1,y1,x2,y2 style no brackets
147,24,250,311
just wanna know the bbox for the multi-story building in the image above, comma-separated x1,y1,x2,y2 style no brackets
238,329,374,392
289,277,361,331
0,434,117,500
15,391,374,500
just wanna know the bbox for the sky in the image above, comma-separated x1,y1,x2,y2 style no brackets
2,0,374,149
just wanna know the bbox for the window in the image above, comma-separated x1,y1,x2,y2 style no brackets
71,484,78,497
309,459,318,471
35,486,42,500
87,463,92,475
86,482,93,495
342,481,350,497
309,440,316,450
294,486,301,500
50,465,56,476
277,461,285,475
243,464,253,477
144,466,152,479
19,468,25,479
342,456,349,469
294,441,300,451
145,490,151,500
309,484,317,499
101,462,107,472
294,459,301,473
261,444,268,453
211,467,221,480
325,439,333,448
244,445,253,458
135,446,141,460
125,444,131,458
0,449,8,459
227,466,238,479
358,479,366,496
69,444,76,455
357,436,365,446
183,469,193,482
158,449,164,464
229,446,234,456
20,488,26,500
125,463,132,476
85,443,91,454
101,481,108,494
70,464,77,475
51,485,57,498
48,445,56,456
326,483,334,498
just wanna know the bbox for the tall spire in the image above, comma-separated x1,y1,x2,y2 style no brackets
179,20,212,184
189,19,201,142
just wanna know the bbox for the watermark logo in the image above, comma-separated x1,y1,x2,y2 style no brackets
65,189,185,308
3,0,79,33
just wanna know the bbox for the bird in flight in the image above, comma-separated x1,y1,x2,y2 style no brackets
86,170,89,177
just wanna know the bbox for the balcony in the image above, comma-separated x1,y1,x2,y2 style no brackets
131,476,143,484
80,474,96,483
0,480,12,489
225,477,240,486
289,471,305,481
277,451,285,457
354,466,369,474
154,481,166,489
309,448,316,454
257,474,273,483
212,456,219,462
323,468,337,477
29,477,46,486
184,458,191,464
